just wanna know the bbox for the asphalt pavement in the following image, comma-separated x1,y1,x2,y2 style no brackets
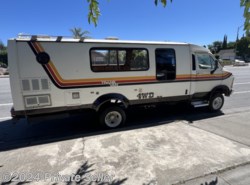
0,66,250,185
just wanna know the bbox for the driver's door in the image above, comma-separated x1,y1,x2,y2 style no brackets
193,52,222,94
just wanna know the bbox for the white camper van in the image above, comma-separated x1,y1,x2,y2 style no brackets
8,36,234,128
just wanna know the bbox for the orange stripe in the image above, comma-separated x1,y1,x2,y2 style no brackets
33,42,44,52
46,64,64,86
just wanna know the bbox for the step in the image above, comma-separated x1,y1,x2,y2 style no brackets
191,101,209,108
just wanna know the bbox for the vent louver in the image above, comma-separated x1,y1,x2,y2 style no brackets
22,80,30,91
21,78,50,91
24,95,51,108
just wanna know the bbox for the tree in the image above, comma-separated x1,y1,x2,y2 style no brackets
0,41,8,67
70,27,90,39
87,0,172,26
208,41,222,54
227,41,236,49
240,0,250,36
222,35,228,49
236,36,250,60
0,40,6,50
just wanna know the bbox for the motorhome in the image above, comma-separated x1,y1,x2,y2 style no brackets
8,35,234,128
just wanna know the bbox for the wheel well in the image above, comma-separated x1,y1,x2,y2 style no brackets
92,93,129,112
210,85,230,98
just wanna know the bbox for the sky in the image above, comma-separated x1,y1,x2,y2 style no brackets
0,0,245,46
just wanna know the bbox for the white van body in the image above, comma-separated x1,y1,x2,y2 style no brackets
8,36,234,127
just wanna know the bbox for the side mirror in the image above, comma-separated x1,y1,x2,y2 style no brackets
210,60,219,74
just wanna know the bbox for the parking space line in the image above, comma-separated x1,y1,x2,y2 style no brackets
0,117,12,120
234,82,250,85
233,91,250,94
0,103,13,106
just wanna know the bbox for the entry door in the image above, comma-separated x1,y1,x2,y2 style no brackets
155,48,190,98
155,49,176,81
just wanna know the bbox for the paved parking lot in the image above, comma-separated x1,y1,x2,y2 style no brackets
0,65,250,184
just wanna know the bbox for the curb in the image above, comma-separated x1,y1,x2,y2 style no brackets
174,161,250,185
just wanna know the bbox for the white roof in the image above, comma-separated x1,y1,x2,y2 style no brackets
84,39,188,45
13,35,189,46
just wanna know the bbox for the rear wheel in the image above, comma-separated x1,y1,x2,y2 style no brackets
99,106,126,129
209,93,224,112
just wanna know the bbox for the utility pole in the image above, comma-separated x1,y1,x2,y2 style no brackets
236,24,244,41
235,24,244,57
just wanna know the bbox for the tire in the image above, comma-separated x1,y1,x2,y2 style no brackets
99,106,126,129
209,93,224,112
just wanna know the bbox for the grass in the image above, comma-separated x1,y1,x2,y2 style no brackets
219,60,233,66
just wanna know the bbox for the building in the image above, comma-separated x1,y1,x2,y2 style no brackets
218,49,236,60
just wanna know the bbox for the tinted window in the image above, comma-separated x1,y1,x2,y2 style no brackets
155,49,176,80
90,48,149,72
192,54,196,71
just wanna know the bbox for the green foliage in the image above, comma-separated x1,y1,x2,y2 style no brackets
154,0,172,7
227,42,236,49
87,0,101,26
208,35,250,61
0,50,8,67
70,27,90,38
240,0,250,36
0,40,6,50
236,36,250,60
0,40,8,67
222,35,228,49
87,0,173,26
220,60,233,66
208,38,236,54
208,41,222,54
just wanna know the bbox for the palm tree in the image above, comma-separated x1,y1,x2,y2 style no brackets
70,27,91,39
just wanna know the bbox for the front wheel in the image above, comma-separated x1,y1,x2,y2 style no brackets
99,106,126,129
209,93,224,112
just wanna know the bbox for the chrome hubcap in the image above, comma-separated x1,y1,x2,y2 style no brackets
212,97,223,110
105,111,122,128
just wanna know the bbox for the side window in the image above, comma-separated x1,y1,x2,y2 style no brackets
90,48,149,72
130,49,148,70
90,49,118,71
192,54,196,71
118,50,126,65
91,50,109,66
197,53,216,70
155,49,176,80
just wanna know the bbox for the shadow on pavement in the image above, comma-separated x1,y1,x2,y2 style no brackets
200,177,218,185
0,103,224,152
66,161,127,185
0,179,30,185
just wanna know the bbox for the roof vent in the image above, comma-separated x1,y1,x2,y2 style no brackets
105,37,119,40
